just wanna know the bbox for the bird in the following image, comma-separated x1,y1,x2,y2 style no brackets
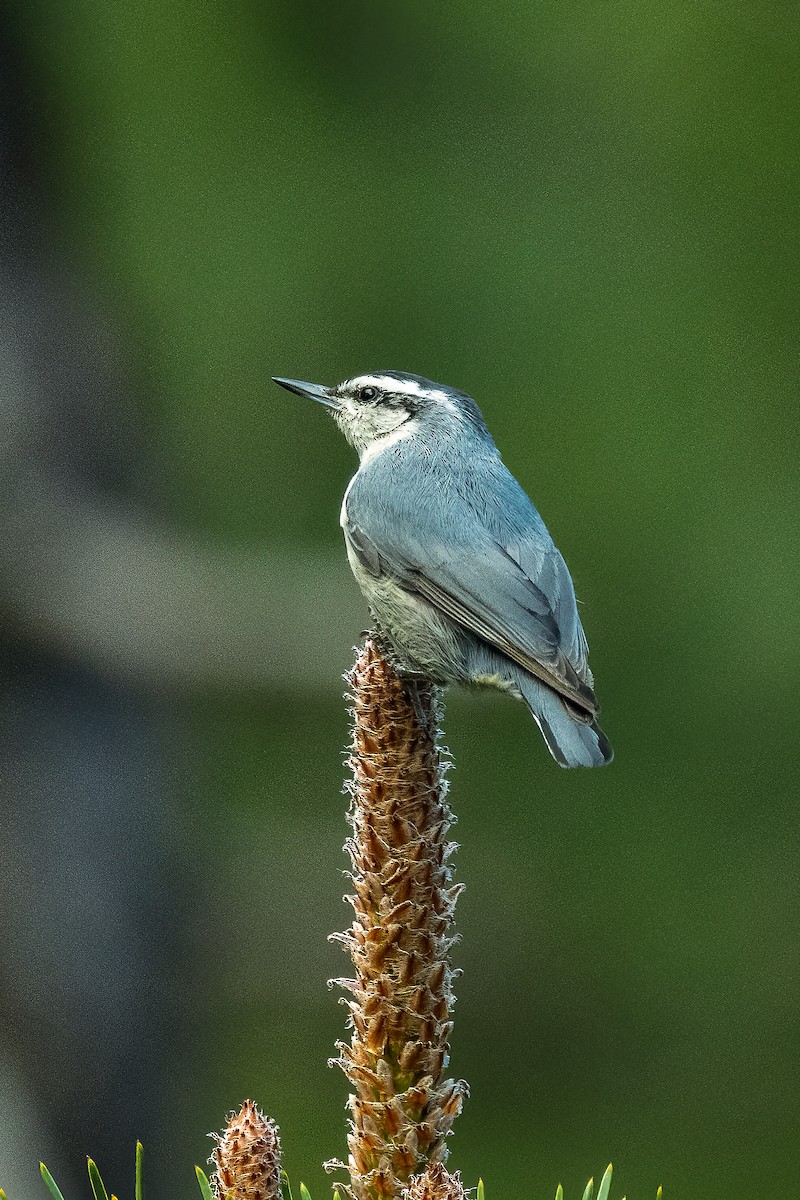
273,371,612,768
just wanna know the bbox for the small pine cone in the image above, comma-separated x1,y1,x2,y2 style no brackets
210,1099,281,1200
329,640,468,1200
402,1163,467,1200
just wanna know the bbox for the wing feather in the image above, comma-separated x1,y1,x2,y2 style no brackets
343,451,597,718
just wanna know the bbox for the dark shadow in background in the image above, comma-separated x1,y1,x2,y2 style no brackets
0,19,182,1195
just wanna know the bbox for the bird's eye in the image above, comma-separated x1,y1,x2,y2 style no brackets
359,386,378,402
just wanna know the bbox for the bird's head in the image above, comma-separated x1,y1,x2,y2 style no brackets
273,371,489,458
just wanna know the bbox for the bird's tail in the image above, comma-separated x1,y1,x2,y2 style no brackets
517,672,613,768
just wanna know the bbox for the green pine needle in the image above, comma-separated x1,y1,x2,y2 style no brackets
135,1142,144,1200
477,1179,485,1200
554,1186,564,1200
87,1159,110,1200
299,1185,312,1200
39,1164,66,1200
581,1179,594,1200
195,1166,215,1200
0,1187,8,1200
597,1164,613,1200
281,1169,295,1200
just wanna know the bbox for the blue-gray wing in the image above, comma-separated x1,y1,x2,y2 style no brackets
343,454,597,717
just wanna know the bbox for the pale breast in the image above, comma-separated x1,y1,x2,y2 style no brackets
347,551,464,682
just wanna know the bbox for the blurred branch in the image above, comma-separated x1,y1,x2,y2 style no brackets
1,477,365,694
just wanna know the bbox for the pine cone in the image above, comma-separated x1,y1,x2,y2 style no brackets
328,641,468,1200
403,1163,468,1200
210,1100,281,1200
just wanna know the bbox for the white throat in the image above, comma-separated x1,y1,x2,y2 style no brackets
359,419,417,465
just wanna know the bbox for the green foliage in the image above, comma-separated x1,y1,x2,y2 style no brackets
552,1165,657,1200
39,1164,66,1200
86,1160,109,1200
145,1159,638,1200
23,1153,665,1200
195,1166,215,1200
597,1163,613,1200
550,1164,665,1200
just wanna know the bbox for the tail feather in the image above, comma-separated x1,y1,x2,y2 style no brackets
464,644,613,767
518,673,613,768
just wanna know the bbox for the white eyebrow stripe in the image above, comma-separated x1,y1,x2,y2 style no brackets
351,374,453,404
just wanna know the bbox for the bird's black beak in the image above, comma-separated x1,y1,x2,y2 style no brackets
272,376,340,410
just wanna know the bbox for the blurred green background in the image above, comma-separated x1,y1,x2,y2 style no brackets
2,2,798,1198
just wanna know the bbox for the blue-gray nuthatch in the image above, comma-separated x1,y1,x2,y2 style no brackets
273,371,612,768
